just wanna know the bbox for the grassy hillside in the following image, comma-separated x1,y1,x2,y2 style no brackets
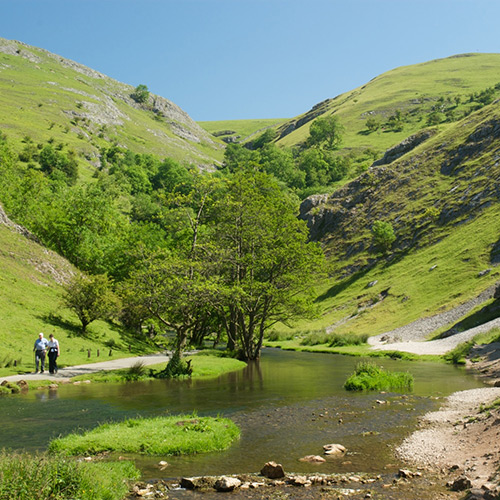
0,37,224,177
277,96,500,341
198,118,288,143
0,212,147,377
275,53,500,156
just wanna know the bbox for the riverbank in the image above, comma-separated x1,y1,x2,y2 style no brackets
395,344,500,499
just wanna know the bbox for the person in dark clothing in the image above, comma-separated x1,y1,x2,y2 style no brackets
47,334,60,374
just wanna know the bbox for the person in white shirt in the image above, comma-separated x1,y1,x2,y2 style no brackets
47,334,60,374
33,332,49,373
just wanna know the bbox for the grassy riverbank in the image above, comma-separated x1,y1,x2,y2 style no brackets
264,339,441,362
0,450,139,500
69,353,247,384
49,415,240,456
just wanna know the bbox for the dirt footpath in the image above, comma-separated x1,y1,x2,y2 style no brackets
0,353,172,384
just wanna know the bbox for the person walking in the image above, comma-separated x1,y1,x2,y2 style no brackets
47,334,60,374
33,332,49,373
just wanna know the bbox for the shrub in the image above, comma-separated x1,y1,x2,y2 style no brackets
329,332,369,347
155,351,193,378
344,361,414,391
444,340,475,365
371,220,396,253
300,330,331,346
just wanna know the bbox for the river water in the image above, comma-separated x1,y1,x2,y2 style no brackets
0,348,485,480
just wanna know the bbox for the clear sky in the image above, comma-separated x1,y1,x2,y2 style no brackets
1,0,499,121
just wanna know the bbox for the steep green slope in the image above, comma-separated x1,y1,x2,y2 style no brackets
275,53,500,155
292,98,500,338
0,38,223,176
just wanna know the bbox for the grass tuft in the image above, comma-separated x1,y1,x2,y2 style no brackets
344,361,414,391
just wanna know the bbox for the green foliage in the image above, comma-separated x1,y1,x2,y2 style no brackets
63,273,120,333
49,415,240,456
155,351,193,378
307,115,344,150
300,331,369,346
0,450,139,500
426,111,445,126
252,128,277,149
38,144,78,185
365,116,380,132
343,361,414,391
130,84,150,104
371,220,396,253
329,332,369,347
444,339,475,365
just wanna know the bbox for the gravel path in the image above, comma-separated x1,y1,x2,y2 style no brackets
397,387,500,488
368,284,499,355
0,353,172,383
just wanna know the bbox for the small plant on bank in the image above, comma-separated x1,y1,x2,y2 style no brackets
344,361,414,391
125,361,147,380
155,351,193,379
444,339,475,365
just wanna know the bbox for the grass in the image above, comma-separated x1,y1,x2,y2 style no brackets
343,361,414,392
265,338,439,362
0,39,223,175
0,223,156,378
198,118,288,143
444,327,500,365
0,449,139,500
276,53,500,154
49,414,240,456
69,354,247,384
300,331,369,347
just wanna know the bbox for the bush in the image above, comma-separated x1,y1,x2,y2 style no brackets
329,332,369,347
154,351,193,378
344,361,414,391
444,340,475,365
299,331,369,347
300,330,331,346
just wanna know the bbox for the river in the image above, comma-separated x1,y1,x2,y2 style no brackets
0,348,485,480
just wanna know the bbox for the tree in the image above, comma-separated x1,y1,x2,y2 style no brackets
210,170,326,360
365,117,380,132
371,220,396,254
63,273,120,333
121,252,213,358
131,84,150,104
307,115,344,150
427,111,445,126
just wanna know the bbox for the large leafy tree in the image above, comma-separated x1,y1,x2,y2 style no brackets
210,169,326,360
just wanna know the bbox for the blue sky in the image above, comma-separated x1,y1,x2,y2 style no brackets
1,0,499,121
